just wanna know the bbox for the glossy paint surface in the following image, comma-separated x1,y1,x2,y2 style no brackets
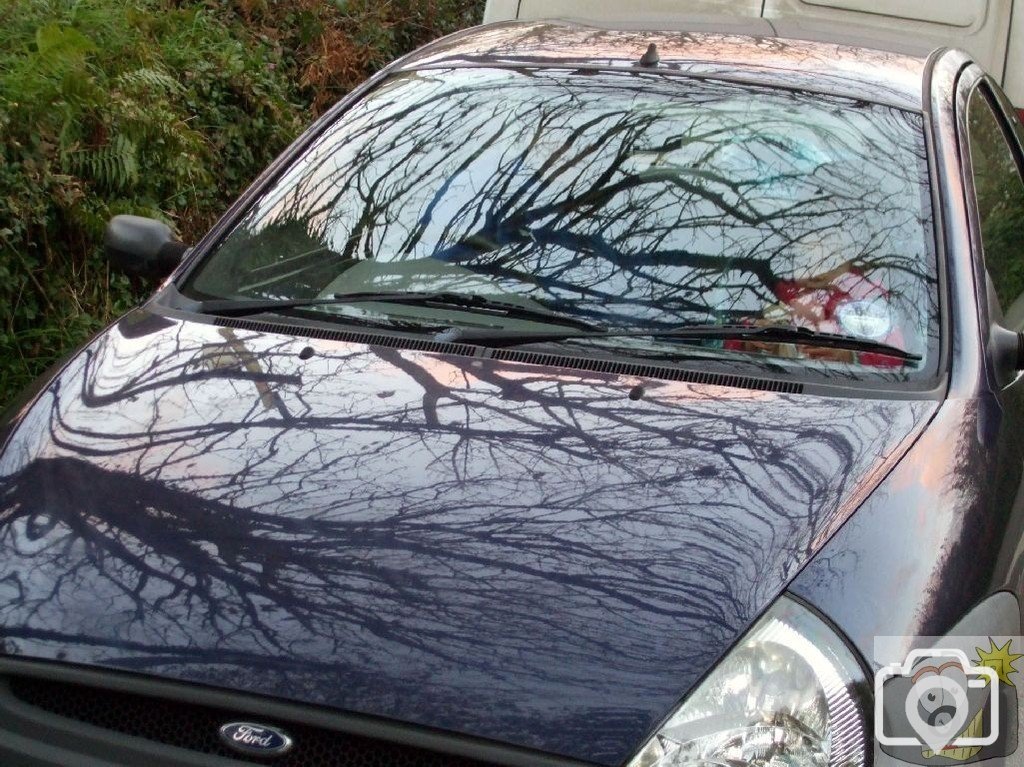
0,311,935,764
791,392,1024,662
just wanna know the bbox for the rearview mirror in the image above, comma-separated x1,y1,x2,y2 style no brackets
105,215,189,280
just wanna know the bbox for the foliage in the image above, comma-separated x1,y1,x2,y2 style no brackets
0,0,482,408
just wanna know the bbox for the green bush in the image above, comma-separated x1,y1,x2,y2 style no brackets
0,0,482,408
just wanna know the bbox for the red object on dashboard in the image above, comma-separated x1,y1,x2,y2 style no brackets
724,267,906,367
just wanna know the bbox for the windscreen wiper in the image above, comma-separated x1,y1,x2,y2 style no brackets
192,291,602,331
438,323,922,361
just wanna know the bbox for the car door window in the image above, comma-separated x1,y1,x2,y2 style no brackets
966,84,1024,320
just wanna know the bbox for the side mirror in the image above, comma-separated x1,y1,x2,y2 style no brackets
105,215,189,280
989,324,1024,385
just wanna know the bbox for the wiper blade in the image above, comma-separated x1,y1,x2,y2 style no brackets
439,323,922,362
192,291,600,331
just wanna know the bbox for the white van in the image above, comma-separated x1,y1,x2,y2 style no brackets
483,0,1024,106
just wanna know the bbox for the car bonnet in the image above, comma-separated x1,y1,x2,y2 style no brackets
0,311,937,764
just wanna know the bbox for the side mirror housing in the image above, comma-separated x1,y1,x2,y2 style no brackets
105,215,189,280
989,324,1024,386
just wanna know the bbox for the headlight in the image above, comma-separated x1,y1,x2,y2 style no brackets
628,596,869,767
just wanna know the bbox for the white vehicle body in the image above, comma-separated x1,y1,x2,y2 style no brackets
483,0,1024,105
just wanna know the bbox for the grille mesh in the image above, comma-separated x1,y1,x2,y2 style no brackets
9,676,496,767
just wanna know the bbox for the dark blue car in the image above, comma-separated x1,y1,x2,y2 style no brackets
1,19,1023,767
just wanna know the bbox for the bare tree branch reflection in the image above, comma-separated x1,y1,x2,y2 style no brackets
192,65,938,374
0,318,933,761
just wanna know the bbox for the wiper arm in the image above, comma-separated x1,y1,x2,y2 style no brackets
194,294,372,317
192,291,601,331
439,323,922,362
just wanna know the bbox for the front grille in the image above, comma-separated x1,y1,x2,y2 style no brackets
9,676,495,767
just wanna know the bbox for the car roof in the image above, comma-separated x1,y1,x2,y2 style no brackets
397,20,939,111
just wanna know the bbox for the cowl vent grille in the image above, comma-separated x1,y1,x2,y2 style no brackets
490,348,801,393
213,317,803,395
214,317,481,358
9,675,495,767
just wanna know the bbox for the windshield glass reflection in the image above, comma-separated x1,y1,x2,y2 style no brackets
184,67,938,378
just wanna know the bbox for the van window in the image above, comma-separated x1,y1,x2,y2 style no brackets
966,86,1024,318
799,0,985,28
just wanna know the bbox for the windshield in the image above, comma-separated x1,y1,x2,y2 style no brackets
181,67,939,381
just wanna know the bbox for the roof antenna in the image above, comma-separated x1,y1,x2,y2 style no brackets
639,43,660,67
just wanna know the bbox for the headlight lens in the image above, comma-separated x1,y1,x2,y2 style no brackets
628,596,869,767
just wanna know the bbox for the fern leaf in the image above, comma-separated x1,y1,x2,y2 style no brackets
114,67,182,95
65,135,139,190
